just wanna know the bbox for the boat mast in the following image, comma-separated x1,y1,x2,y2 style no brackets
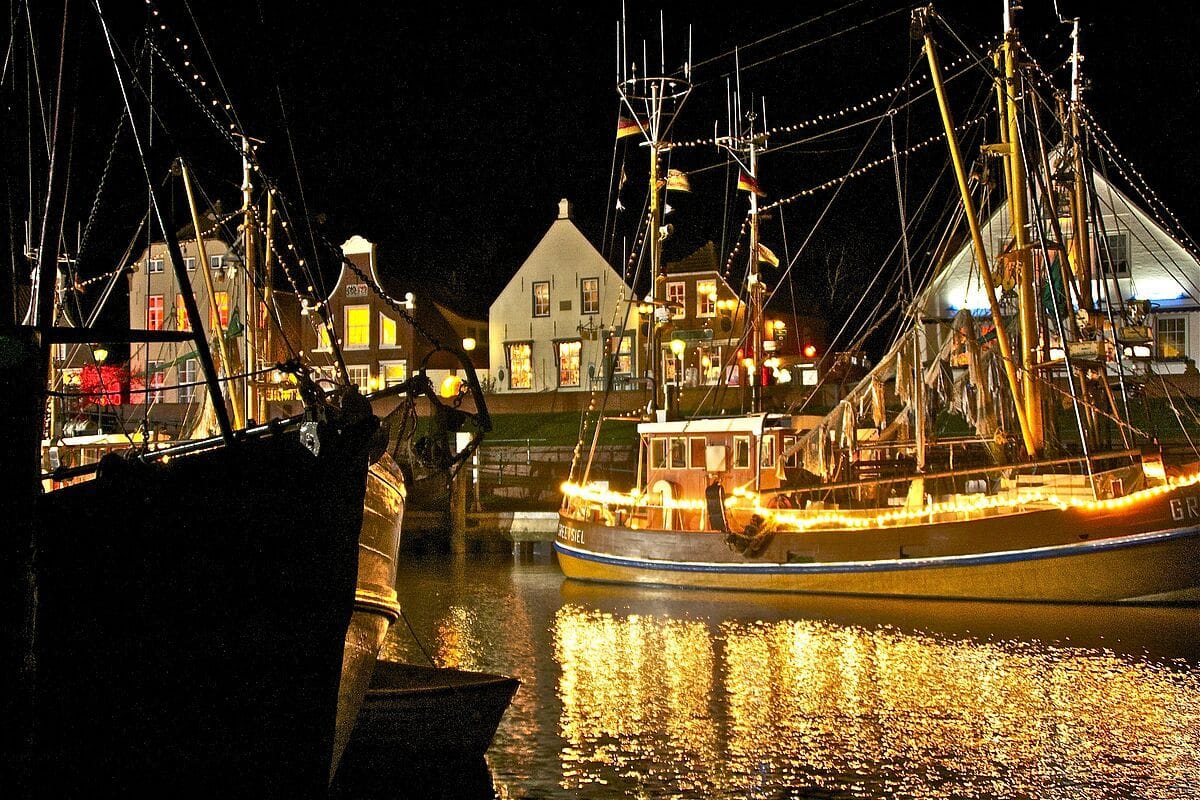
617,21,690,416
181,160,245,430
1067,18,1093,312
240,135,265,423
915,6,1037,458
717,89,767,413
1001,0,1045,457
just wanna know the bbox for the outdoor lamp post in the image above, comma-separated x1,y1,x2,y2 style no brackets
93,345,108,433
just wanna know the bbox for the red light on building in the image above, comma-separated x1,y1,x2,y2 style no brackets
803,344,817,358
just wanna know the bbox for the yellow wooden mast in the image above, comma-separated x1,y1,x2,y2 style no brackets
915,6,1037,458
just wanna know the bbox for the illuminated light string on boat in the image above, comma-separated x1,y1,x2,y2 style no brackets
671,44,994,150
719,109,993,282
1016,43,1199,255
561,471,1200,532
1077,111,1200,255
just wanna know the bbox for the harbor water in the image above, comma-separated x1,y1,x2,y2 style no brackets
362,547,1200,799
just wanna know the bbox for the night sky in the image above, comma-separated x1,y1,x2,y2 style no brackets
10,1,1200,326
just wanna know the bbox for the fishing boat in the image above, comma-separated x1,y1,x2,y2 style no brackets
556,4,1200,603
4,3,487,795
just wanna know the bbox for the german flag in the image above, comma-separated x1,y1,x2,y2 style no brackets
665,168,691,192
617,116,640,139
756,242,780,267
737,171,765,197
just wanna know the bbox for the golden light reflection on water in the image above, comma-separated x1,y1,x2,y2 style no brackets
553,607,1200,799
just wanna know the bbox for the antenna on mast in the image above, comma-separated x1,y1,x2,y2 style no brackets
617,12,691,416
715,59,769,413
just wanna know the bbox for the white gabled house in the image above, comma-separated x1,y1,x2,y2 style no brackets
488,199,640,392
924,171,1200,373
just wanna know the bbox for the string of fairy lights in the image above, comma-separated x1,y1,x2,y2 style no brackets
1018,42,1199,259
716,108,994,284
668,43,995,151
561,469,1200,533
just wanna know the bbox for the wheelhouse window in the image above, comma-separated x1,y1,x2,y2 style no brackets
690,437,707,469
666,281,686,319
783,436,799,468
761,435,777,469
1157,317,1187,359
345,305,371,349
733,435,751,469
696,279,717,317
650,437,668,469
147,295,164,331
669,437,688,469
581,277,600,315
506,342,532,389
532,281,550,317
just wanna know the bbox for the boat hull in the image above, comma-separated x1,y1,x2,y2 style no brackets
556,481,1200,603
331,453,406,777
33,415,377,796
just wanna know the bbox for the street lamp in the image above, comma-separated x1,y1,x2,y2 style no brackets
669,338,685,382
462,337,476,352
93,345,108,433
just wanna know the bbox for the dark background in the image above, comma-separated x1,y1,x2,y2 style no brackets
7,1,1199,335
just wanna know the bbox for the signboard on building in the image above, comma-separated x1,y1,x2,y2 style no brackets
346,283,369,298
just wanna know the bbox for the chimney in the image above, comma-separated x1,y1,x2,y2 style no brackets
558,198,571,220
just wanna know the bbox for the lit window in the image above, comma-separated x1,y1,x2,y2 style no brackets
668,437,688,469
610,335,632,375
345,305,371,349
783,436,799,468
581,277,600,315
381,360,408,387
175,294,191,331
761,435,777,469
180,359,199,403
733,436,751,469
1157,317,1187,359
696,279,717,317
650,438,667,469
147,295,164,331
147,360,165,403
557,340,581,387
209,291,230,329
532,282,550,317
666,281,685,319
315,324,332,351
346,364,371,391
380,314,398,348
507,342,532,389
149,257,164,274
